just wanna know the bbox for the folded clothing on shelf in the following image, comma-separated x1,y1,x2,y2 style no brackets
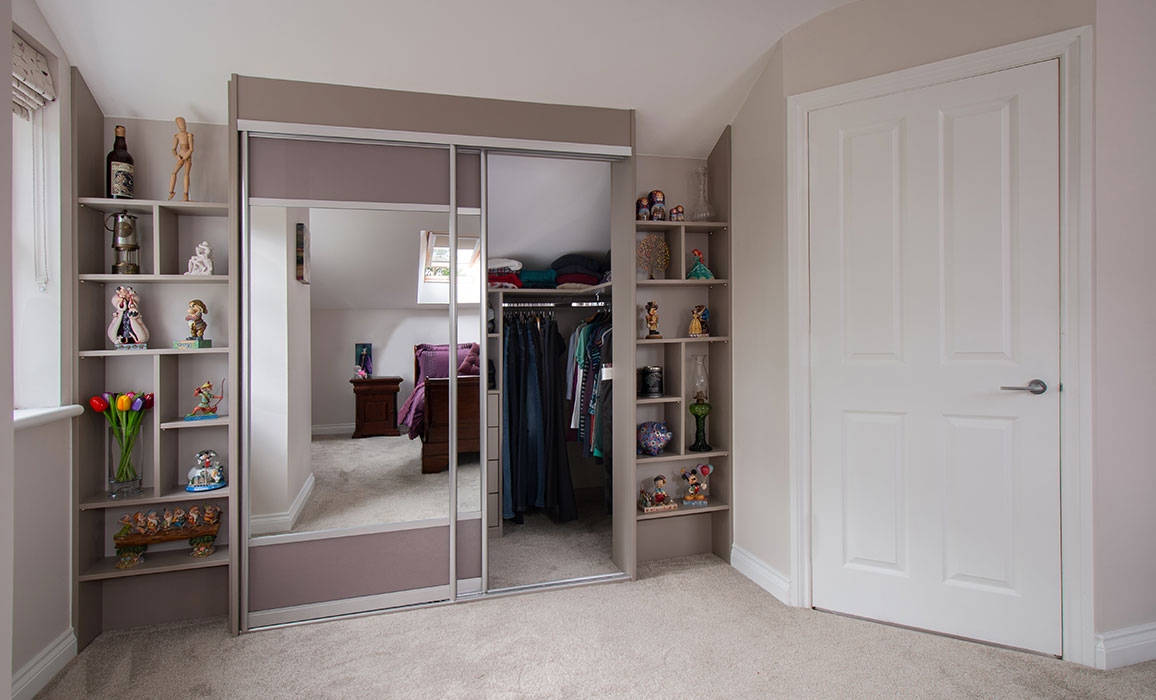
519,269,557,289
551,253,606,274
488,257,523,272
555,272,601,286
556,282,595,290
487,272,522,288
488,266,518,277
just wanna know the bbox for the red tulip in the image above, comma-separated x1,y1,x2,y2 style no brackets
142,393,154,410
89,396,108,412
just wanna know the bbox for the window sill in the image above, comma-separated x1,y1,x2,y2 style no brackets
13,404,83,431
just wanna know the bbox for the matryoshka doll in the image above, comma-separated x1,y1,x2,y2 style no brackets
648,190,666,221
636,195,651,221
669,204,685,221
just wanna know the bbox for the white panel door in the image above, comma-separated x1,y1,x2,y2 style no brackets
808,60,1061,654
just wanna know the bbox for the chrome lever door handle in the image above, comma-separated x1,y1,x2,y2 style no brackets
1000,379,1047,395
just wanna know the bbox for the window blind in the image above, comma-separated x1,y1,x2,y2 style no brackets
12,32,55,120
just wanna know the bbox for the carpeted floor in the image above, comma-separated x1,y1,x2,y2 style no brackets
35,555,1156,699
264,435,481,535
488,499,619,589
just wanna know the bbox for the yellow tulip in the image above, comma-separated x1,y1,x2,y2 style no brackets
116,394,132,412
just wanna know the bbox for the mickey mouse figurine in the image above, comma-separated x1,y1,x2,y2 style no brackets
681,464,713,505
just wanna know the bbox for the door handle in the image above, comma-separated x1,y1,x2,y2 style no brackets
1000,379,1048,395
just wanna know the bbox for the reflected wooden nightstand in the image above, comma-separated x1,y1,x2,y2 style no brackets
350,376,403,438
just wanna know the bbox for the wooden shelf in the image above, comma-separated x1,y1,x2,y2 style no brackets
79,544,230,581
636,336,729,345
79,347,229,358
79,274,229,284
78,197,228,216
486,333,500,339
636,278,728,288
79,486,232,511
637,449,729,465
488,281,611,296
634,221,729,231
160,416,231,430
636,395,682,405
637,501,730,521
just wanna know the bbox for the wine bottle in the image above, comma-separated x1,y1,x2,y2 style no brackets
107,125,134,199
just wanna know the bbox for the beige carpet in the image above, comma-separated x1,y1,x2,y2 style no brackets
488,499,619,589
35,555,1156,699
262,435,481,535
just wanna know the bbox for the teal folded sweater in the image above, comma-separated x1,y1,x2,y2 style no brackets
519,269,557,284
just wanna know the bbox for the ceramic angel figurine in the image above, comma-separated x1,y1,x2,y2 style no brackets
107,285,149,348
185,241,213,275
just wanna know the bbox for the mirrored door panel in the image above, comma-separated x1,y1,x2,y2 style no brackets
244,138,462,627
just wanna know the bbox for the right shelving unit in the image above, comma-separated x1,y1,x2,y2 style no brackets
632,131,733,563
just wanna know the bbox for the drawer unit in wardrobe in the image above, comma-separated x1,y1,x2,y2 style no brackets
487,427,499,460
487,459,499,494
487,493,500,527
487,394,499,425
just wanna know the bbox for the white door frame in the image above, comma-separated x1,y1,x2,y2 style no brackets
786,26,1094,665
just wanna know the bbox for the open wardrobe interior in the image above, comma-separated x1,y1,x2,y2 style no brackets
486,155,617,588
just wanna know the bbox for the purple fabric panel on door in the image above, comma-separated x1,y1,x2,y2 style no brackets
249,520,483,612
248,138,450,204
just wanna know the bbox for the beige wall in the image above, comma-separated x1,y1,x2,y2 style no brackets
1092,0,1156,635
13,421,71,671
730,0,1097,586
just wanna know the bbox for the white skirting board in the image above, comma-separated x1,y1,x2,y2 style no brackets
731,545,792,605
249,473,316,536
1095,621,1156,670
312,423,354,436
12,629,76,700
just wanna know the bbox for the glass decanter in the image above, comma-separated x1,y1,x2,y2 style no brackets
689,166,717,222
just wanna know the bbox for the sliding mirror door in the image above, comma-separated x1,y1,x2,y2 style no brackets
244,137,477,627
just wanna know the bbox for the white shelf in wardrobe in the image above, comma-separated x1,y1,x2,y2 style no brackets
636,449,730,465
79,347,229,358
634,221,729,232
636,395,682,405
79,485,232,511
635,336,729,345
78,197,229,216
79,545,231,582
489,281,611,296
79,274,229,284
160,416,231,430
635,278,728,288
636,501,730,521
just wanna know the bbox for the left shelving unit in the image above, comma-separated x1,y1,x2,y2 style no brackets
70,68,238,649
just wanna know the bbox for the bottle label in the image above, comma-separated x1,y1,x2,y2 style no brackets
110,162,134,198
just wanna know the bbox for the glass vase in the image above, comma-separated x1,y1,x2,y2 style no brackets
689,166,717,222
108,427,143,499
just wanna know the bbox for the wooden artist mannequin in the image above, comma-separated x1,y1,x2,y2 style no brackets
168,116,194,201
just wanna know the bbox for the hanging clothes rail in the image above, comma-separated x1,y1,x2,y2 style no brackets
502,299,611,308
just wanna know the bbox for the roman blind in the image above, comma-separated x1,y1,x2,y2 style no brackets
12,32,55,119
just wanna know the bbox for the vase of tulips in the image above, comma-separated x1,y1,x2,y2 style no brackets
90,391,154,499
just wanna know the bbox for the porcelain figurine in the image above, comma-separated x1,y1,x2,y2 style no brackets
638,473,680,513
107,285,150,348
173,299,213,350
653,474,669,503
669,204,685,222
687,248,715,279
168,116,195,201
185,379,224,420
648,190,666,221
636,195,651,221
186,449,227,492
681,464,713,505
637,421,673,456
185,240,214,275
644,300,662,339
689,305,709,338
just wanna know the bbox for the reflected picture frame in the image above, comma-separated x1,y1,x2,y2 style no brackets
296,222,310,284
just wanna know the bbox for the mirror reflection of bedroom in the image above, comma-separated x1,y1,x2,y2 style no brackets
248,205,482,537
485,154,618,590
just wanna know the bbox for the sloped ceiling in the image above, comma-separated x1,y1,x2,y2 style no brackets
35,0,849,157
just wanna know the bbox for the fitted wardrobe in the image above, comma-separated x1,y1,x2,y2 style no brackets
69,71,735,641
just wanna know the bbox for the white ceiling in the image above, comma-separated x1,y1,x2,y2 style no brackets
34,0,849,157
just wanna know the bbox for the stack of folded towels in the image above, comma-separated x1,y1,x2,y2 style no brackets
487,257,523,288
551,253,606,289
